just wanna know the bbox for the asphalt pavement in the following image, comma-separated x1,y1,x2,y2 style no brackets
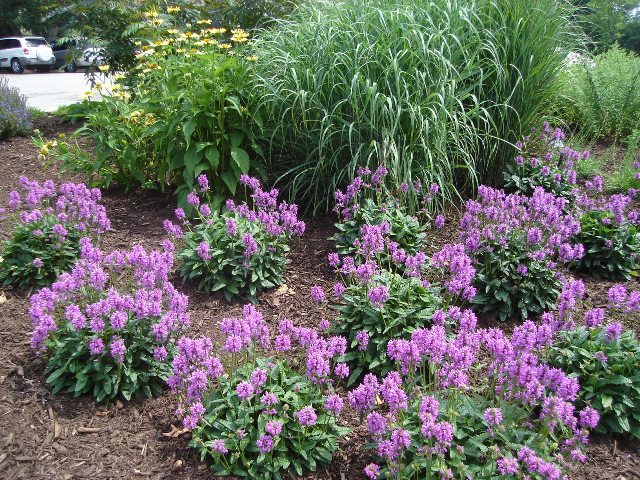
1,70,110,112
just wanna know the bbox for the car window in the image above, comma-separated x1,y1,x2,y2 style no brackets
26,38,48,47
10,39,22,48
0,39,8,50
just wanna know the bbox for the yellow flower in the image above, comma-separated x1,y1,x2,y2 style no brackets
98,64,110,72
151,18,164,26
196,19,212,25
246,55,258,62
211,27,226,35
144,10,159,18
167,6,180,13
114,73,126,80
218,43,232,49
167,29,179,35
82,91,93,100
40,145,49,155
231,29,247,36
176,48,186,54
231,35,249,43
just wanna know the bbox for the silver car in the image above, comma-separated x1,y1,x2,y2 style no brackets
52,39,105,72
0,36,55,73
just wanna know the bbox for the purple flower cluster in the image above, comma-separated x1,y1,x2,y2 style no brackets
461,185,583,264
333,165,438,221
3,177,110,258
30,240,187,353
353,305,595,479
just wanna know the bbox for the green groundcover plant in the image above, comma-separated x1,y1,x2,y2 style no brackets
45,11,262,209
348,305,597,479
30,240,189,402
253,0,576,212
548,284,640,439
331,165,438,260
170,305,350,479
319,226,476,383
503,123,584,202
572,177,640,279
0,177,110,288
460,185,584,321
164,175,305,302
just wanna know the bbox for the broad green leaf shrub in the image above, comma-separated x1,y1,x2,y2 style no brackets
572,181,640,280
253,0,575,212
0,77,31,139
30,241,189,402
547,284,640,439
556,45,640,141
170,306,349,479
321,237,475,383
349,308,597,479
503,123,584,202
461,186,583,321
331,166,438,261
164,175,305,302
49,16,262,210
0,177,110,288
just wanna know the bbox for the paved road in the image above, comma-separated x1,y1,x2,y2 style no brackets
0,71,110,112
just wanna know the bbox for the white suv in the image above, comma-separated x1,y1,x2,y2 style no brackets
0,37,55,73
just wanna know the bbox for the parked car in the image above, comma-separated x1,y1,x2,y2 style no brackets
0,36,55,73
52,39,105,72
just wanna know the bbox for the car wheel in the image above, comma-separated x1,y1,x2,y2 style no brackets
10,58,24,74
64,62,77,73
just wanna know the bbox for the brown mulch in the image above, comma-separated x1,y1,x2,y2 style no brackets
0,116,638,479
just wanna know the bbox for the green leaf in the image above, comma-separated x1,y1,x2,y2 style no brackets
231,147,250,174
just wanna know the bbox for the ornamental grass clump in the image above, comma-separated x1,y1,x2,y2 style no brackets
547,283,640,439
331,165,443,259
352,307,597,480
170,305,349,478
165,174,305,302
503,123,585,202
461,185,584,321
0,177,110,288
571,179,640,279
321,230,476,383
30,240,188,401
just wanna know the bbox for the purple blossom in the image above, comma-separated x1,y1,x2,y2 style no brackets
364,463,381,479
256,434,273,453
368,285,389,308
295,406,318,426
325,394,344,415
310,286,326,303
210,439,228,454
236,381,255,401
88,337,105,355
265,420,282,436
110,337,126,363
32,257,44,268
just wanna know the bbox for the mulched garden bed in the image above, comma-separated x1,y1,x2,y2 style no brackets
0,116,638,479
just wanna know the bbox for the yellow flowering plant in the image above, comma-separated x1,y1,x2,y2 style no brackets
55,12,263,211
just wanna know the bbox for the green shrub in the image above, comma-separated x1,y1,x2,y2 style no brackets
253,0,575,212
53,17,262,210
557,45,640,141
0,178,110,288
549,325,640,439
572,189,640,280
165,175,305,302
171,307,349,479
333,271,441,383
503,123,582,202
30,242,188,402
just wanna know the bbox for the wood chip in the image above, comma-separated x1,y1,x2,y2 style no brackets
54,421,62,439
77,427,101,434
0,293,7,304
15,456,36,462
161,424,189,438
0,453,6,465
